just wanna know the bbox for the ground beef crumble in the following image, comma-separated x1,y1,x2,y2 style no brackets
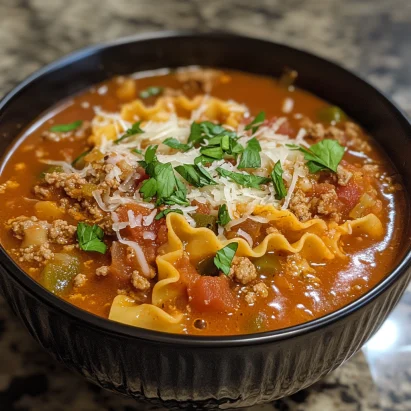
229,257,258,285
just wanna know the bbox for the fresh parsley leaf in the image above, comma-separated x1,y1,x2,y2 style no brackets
214,243,238,275
131,148,143,155
114,121,144,144
216,167,270,189
50,120,83,133
154,163,176,199
188,121,238,145
199,146,224,160
155,208,183,220
217,204,231,226
290,139,345,173
138,148,190,206
71,149,91,167
139,86,164,99
271,161,287,200
175,164,217,188
139,178,158,200
145,145,158,164
245,111,265,134
238,137,261,169
187,122,203,145
76,222,106,254
163,138,191,152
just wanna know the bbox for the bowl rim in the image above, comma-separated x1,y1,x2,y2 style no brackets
1,30,410,347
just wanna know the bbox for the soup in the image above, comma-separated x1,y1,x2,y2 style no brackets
0,68,405,335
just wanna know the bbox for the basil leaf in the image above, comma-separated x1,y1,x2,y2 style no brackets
76,222,106,254
114,121,144,144
175,164,217,188
163,138,191,152
245,111,265,134
50,120,83,133
238,137,261,169
139,86,164,99
292,139,345,173
214,243,238,275
216,167,270,189
155,209,183,220
271,161,287,200
131,148,143,155
217,204,231,226
139,178,158,200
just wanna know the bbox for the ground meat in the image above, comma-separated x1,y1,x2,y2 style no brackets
253,282,269,297
176,68,223,93
229,257,258,285
301,117,345,143
315,190,340,218
73,273,87,287
244,283,269,305
96,266,110,276
289,189,312,222
131,270,151,291
285,254,316,278
48,220,77,244
33,185,52,200
244,292,257,305
44,172,87,200
15,244,54,264
337,165,353,186
7,216,48,240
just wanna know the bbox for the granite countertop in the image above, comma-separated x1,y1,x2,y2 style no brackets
0,0,410,410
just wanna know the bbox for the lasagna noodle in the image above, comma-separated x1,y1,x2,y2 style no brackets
109,210,384,331
89,95,245,145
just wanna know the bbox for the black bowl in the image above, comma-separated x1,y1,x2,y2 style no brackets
0,32,410,409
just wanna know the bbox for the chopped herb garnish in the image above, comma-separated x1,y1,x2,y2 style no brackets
163,137,191,152
217,204,231,226
216,167,270,189
155,209,183,220
71,149,91,167
76,222,106,254
114,121,144,144
138,146,189,206
214,243,238,275
175,164,217,188
139,86,164,99
131,148,143,155
50,120,83,133
238,137,262,169
289,139,345,173
245,111,265,134
199,146,224,160
188,121,238,146
271,161,287,200
139,178,158,201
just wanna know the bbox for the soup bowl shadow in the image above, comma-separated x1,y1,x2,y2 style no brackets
0,32,410,409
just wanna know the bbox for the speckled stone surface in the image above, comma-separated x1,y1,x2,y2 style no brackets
0,1,410,410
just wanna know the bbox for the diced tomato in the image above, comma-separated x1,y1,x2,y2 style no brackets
117,204,167,264
109,241,134,282
188,276,237,313
134,167,149,186
336,180,362,210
